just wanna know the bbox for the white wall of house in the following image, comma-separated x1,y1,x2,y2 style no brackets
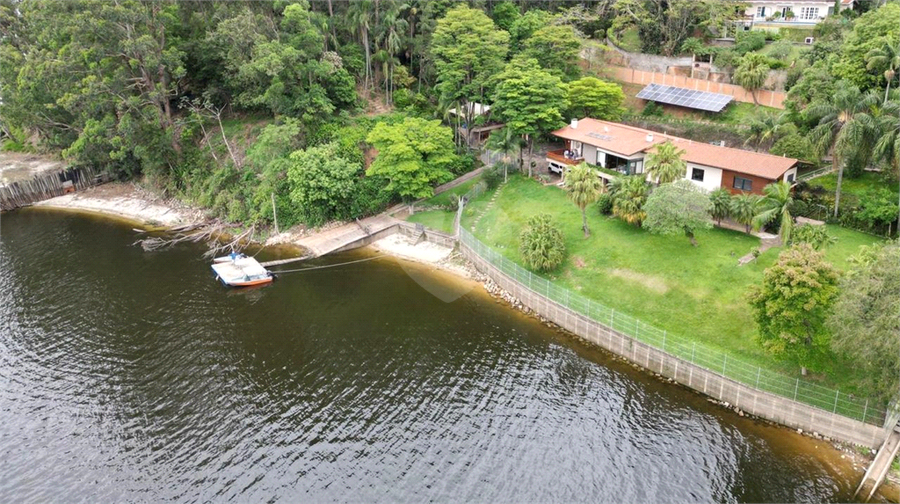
783,166,798,183
584,145,598,166
685,163,723,192
743,1,838,23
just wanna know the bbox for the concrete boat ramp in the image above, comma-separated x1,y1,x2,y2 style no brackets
259,214,401,267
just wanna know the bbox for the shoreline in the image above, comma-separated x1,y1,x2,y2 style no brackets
18,183,900,497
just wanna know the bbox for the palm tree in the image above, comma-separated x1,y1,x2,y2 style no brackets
485,127,522,182
566,163,604,237
874,100,900,176
645,141,686,184
709,188,732,226
745,110,789,152
734,53,770,105
809,82,880,218
752,182,796,244
866,41,900,104
730,193,762,234
611,175,649,226
347,1,374,93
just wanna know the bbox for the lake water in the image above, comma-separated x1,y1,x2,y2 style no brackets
0,210,884,502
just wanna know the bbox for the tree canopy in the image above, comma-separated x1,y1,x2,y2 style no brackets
643,180,712,245
519,213,566,272
365,117,456,201
565,77,625,120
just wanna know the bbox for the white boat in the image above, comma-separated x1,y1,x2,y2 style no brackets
211,253,273,287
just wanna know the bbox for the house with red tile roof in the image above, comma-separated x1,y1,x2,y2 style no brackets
547,118,798,195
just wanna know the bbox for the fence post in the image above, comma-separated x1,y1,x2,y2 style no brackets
833,389,839,414
662,330,666,351
611,309,615,330
691,342,695,363
723,354,727,375
528,270,533,289
863,399,869,423
755,367,761,388
793,378,799,401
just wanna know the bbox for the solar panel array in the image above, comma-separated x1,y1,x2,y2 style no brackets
636,83,732,113
586,132,614,141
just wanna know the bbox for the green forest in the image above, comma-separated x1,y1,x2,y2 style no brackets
1,0,898,234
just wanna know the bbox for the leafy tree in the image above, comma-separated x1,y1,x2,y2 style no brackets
566,164,604,237
492,57,567,176
521,25,582,78
866,40,900,104
519,213,566,272
680,37,704,57
789,224,835,249
832,2,900,90
365,117,456,201
565,77,625,120
609,175,650,226
508,9,552,50
432,5,509,145
748,244,841,375
753,181,796,244
730,193,762,234
287,142,360,225
874,100,900,175
709,188,732,225
809,82,880,217
734,30,765,54
829,242,900,403
645,141,686,184
770,133,817,164
491,2,520,32
643,180,712,246
734,52,770,105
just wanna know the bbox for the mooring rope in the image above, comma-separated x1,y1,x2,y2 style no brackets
269,254,388,274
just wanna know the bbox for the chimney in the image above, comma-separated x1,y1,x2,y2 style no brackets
603,126,609,133
571,118,579,129
646,133,654,143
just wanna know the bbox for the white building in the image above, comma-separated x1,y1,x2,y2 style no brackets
742,0,854,26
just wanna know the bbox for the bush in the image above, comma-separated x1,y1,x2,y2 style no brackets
596,192,613,215
482,163,505,189
712,48,740,70
448,152,477,176
789,223,835,249
768,40,793,60
735,31,766,54
519,213,566,272
641,101,664,117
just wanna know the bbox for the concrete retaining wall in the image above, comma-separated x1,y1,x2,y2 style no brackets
396,221,457,248
459,240,887,448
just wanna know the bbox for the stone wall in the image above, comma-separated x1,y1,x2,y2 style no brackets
459,237,888,448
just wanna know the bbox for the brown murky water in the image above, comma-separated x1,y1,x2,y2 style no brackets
0,209,892,502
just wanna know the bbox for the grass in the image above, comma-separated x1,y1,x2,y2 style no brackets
407,210,456,235
617,27,642,52
469,175,885,392
808,171,899,198
418,176,481,208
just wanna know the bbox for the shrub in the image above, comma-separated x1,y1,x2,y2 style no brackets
482,163,505,189
641,101,664,117
519,213,566,272
789,223,835,249
768,40,793,60
735,31,766,54
448,152,477,176
596,192,613,215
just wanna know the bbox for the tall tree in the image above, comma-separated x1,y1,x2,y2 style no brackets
828,242,900,403
609,175,649,226
521,24,582,78
744,110,790,152
643,179,712,246
485,127,523,182
431,5,509,145
809,82,880,217
287,142,361,225
866,40,900,104
645,141,686,184
566,163,604,237
492,57,567,176
347,0,375,93
734,52,770,106
365,117,456,201
565,77,625,120
749,244,840,376
752,181,796,244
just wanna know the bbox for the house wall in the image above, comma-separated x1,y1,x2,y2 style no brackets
685,163,724,192
783,166,798,183
743,1,834,22
584,145,599,166
721,169,776,195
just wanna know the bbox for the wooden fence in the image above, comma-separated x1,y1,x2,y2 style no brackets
0,166,106,211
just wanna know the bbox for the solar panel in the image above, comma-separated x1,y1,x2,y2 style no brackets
586,132,614,141
635,83,732,113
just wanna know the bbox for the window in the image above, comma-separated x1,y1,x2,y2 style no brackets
800,7,819,19
691,168,705,182
733,176,753,191
786,173,795,183
756,6,767,17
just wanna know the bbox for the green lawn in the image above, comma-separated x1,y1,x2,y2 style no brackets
418,176,482,208
407,210,456,235
469,175,884,391
808,171,899,198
